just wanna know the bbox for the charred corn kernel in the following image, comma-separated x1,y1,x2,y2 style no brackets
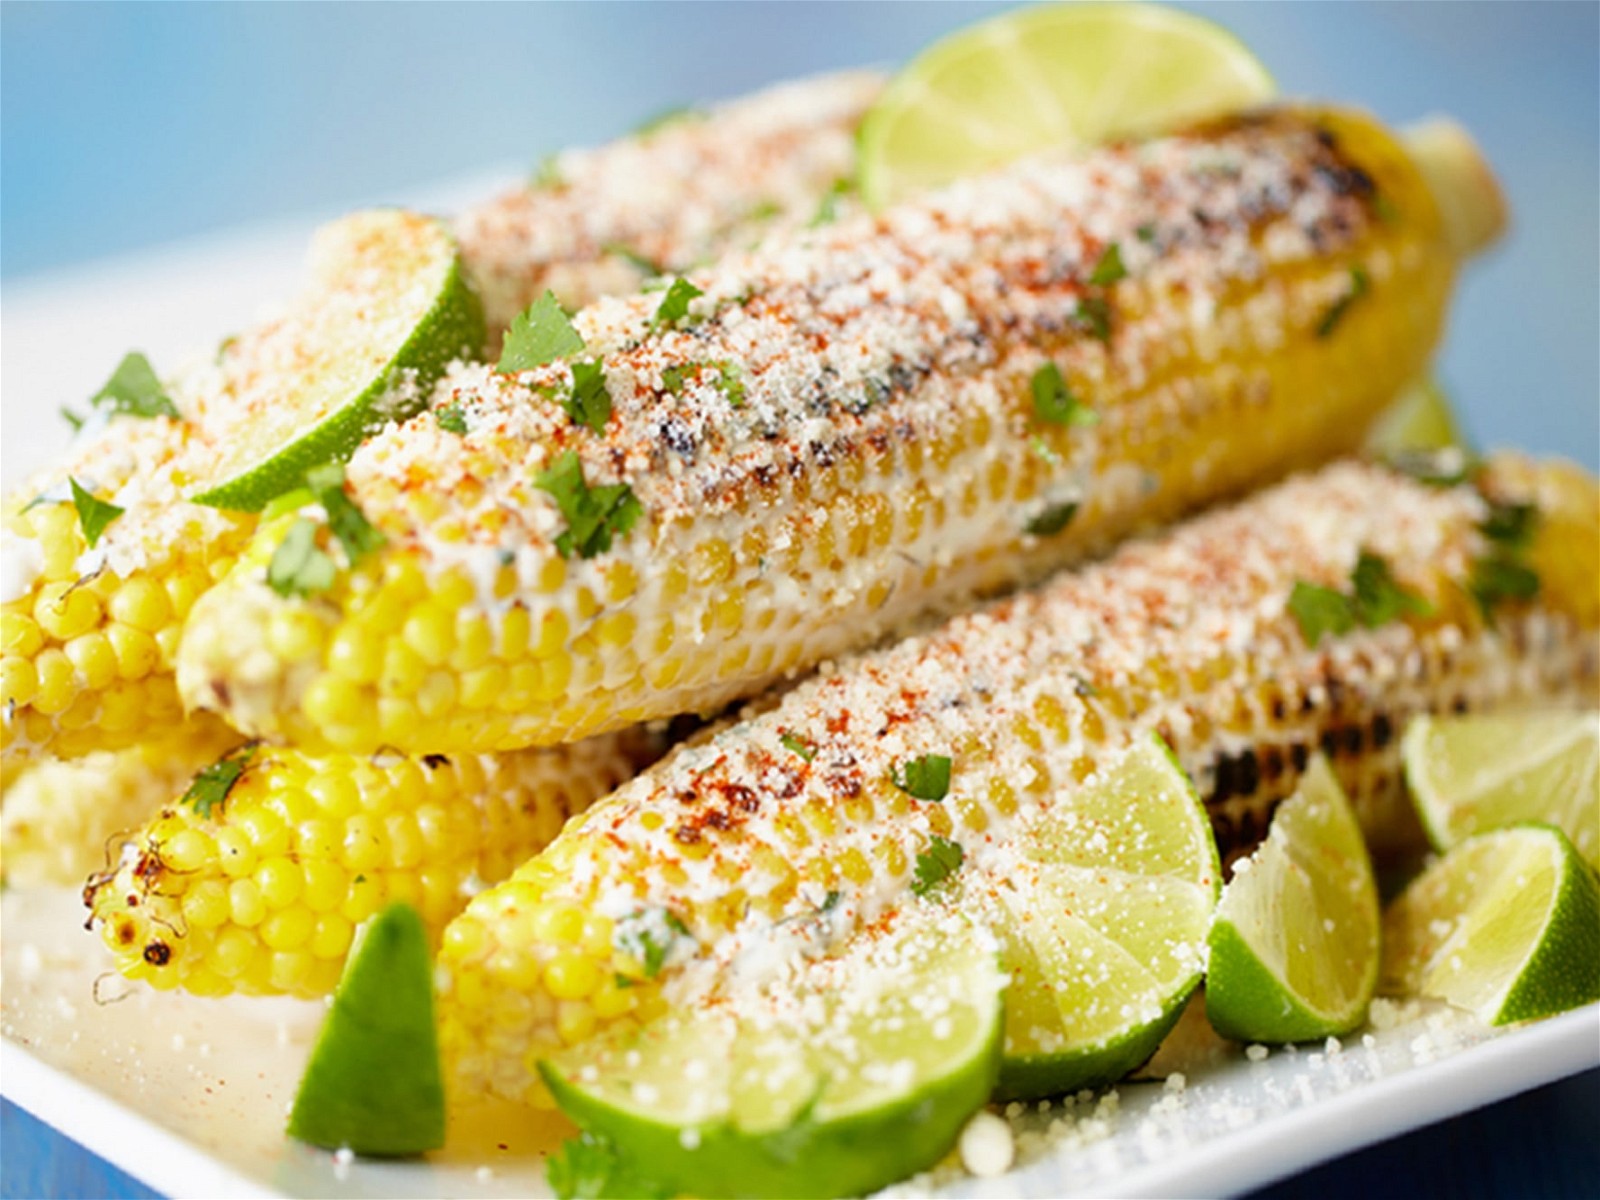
84,727,663,998
0,719,238,888
182,105,1502,756
438,456,1598,1106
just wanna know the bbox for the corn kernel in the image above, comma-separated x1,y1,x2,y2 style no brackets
181,880,232,930
229,879,267,927
0,611,44,657
107,577,172,633
0,657,38,708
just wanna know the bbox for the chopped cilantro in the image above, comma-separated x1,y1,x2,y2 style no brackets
649,278,704,332
60,407,85,432
182,744,258,819
810,177,854,228
780,732,816,762
1030,362,1097,428
530,154,564,189
537,452,642,560
1025,501,1079,537
1469,553,1540,618
892,754,952,801
90,352,180,421
1029,435,1063,467
662,360,744,407
820,890,843,913
632,104,702,138
267,518,337,597
435,402,469,434
564,361,613,434
911,835,964,897
306,464,385,567
68,477,123,549
602,242,664,277
1287,582,1357,646
1479,500,1539,550
1073,295,1113,342
1088,242,1127,286
547,1130,671,1200
499,291,584,372
1135,223,1158,244
1350,550,1433,627
614,908,691,979
1316,265,1371,338
747,199,784,222
1290,550,1430,645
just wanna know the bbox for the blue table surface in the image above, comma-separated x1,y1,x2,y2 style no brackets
1,3,1596,1197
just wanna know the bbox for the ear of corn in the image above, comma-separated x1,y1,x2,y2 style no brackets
83,728,664,999
0,717,239,888
457,69,882,339
433,455,1600,1107
178,104,1499,757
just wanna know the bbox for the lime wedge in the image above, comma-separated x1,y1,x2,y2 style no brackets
1403,711,1599,870
857,1,1276,210
540,905,1004,1199
1381,824,1600,1024
287,903,445,1156
1205,756,1380,1042
979,734,1220,1099
189,209,484,511
1364,377,1468,455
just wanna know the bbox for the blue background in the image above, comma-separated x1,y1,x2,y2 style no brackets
1,3,1596,1198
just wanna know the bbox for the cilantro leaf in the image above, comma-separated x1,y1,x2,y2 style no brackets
649,278,703,332
435,403,469,435
536,452,643,560
1135,223,1158,244
1288,581,1356,646
530,154,565,189
68,477,123,549
60,407,85,432
810,177,854,228
1316,265,1370,338
780,732,816,762
602,242,665,277
1030,362,1097,428
182,744,258,819
1350,551,1433,627
1469,553,1540,618
267,518,337,597
614,908,691,979
661,360,744,407
306,464,385,567
1088,242,1127,286
1479,500,1539,550
1025,501,1079,537
546,1130,672,1200
911,835,964,897
500,291,584,373
1073,296,1112,342
90,352,180,420
632,104,702,138
892,754,952,801
564,361,613,434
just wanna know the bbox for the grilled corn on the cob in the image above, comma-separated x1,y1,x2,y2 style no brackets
178,104,1502,756
435,455,1599,1106
83,728,663,998
0,717,239,888
457,70,882,337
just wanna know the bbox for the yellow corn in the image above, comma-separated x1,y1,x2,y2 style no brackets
1,420,254,765
177,104,1504,757
456,70,881,339
0,717,239,888
83,727,664,999
435,455,1599,1106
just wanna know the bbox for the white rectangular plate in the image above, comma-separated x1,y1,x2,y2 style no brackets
3,181,1597,1200
5,886,1598,1200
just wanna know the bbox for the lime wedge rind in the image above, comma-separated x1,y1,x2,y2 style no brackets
189,211,485,512
1205,756,1380,1044
1381,823,1600,1026
857,1,1277,211
541,908,1004,1199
